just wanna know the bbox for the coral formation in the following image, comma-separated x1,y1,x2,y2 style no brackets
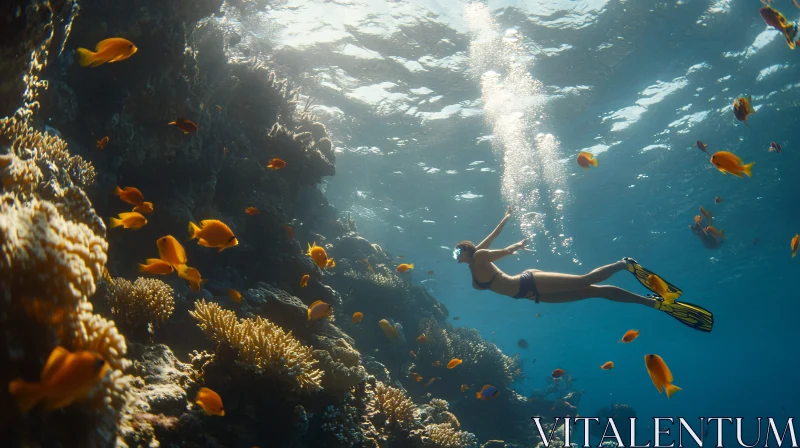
103,276,175,333
0,194,107,308
189,299,323,393
411,423,480,448
371,381,419,431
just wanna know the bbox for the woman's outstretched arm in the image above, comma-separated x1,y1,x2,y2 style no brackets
475,239,527,262
477,205,513,250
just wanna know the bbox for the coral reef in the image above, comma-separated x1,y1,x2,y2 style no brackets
0,0,549,445
412,423,480,448
102,276,175,336
372,381,419,432
189,299,323,393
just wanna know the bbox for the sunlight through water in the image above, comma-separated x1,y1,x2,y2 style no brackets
464,2,575,262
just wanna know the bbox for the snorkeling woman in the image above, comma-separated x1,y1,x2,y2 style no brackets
454,206,714,332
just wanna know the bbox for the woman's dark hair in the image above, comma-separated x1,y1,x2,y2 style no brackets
455,240,476,257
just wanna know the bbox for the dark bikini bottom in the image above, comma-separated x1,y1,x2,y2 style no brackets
513,270,540,303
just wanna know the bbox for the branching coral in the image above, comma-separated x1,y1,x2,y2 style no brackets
421,398,460,430
425,323,522,385
189,299,323,393
314,338,367,392
104,276,175,331
371,382,419,431
0,194,107,308
411,423,480,448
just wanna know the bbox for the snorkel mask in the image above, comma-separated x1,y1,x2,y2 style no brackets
453,247,462,260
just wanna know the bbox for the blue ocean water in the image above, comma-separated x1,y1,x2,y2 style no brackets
261,0,800,444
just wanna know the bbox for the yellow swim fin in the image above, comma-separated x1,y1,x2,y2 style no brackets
655,298,714,333
623,258,683,299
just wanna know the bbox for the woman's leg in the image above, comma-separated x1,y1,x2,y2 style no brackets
536,285,657,307
533,260,628,295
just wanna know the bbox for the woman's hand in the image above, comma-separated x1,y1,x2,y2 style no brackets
509,239,527,253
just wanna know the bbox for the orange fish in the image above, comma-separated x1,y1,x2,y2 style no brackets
8,347,109,413
715,196,723,204
551,368,565,378
732,96,756,126
710,151,754,178
600,361,614,370
476,384,499,400
96,136,109,149
446,358,463,369
189,220,239,252
760,6,799,49
178,266,207,292
576,151,598,169
378,319,401,341
696,140,708,153
195,387,225,416
168,118,199,134
300,274,310,287
396,263,414,272
228,289,242,304
461,384,469,392
416,334,428,344
245,207,259,216
646,274,680,303
424,377,440,388
157,235,188,267
267,158,286,170
133,201,154,214
704,226,726,242
769,142,782,153
432,361,441,367
620,329,639,343
694,215,703,226
308,300,333,321
410,373,423,382
644,354,681,399
792,234,799,258
110,212,147,230
138,258,175,275
409,350,416,358
427,270,435,276
284,225,294,239
114,186,144,206
352,312,363,324
76,38,138,67
307,242,335,269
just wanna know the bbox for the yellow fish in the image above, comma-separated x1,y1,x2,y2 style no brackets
189,220,239,252
157,235,188,267
228,289,242,304
644,354,681,399
76,38,138,67
8,347,109,413
109,212,147,230
195,387,225,416
308,300,332,321
138,258,174,275
307,242,335,269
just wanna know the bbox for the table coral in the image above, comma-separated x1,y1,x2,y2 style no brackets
189,299,323,393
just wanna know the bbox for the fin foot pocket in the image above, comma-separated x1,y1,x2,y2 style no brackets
656,298,714,333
